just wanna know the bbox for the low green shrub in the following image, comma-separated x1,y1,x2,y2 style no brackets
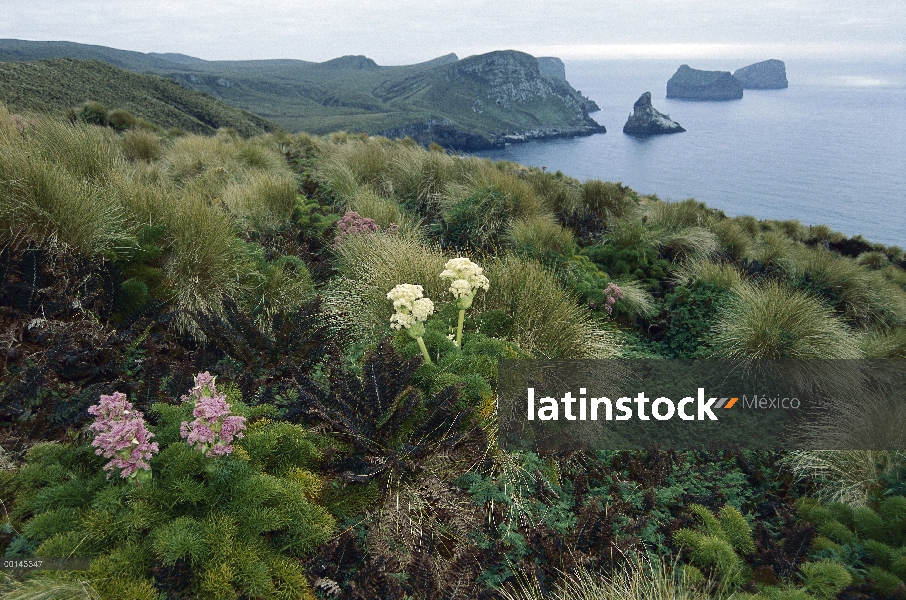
672,504,753,586
660,281,732,358
799,561,852,600
6,382,334,599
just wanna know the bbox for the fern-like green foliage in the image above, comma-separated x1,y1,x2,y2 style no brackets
6,396,335,600
798,560,852,600
673,504,754,586
796,495,906,596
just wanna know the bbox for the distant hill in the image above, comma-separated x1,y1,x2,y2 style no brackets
0,39,603,149
0,58,279,136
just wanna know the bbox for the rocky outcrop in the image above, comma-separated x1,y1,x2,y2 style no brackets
316,55,379,70
622,92,685,136
445,50,605,145
733,59,788,89
537,57,566,79
667,65,743,100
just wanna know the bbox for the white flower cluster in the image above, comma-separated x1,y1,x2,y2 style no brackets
439,257,490,301
387,283,434,331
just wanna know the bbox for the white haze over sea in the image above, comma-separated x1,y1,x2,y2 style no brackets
474,58,906,247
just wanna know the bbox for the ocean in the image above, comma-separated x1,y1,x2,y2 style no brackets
473,58,906,247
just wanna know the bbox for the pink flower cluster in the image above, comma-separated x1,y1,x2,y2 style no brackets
604,282,624,315
333,211,398,248
179,372,246,457
88,392,159,479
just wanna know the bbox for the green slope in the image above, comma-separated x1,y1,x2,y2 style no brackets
0,58,279,136
0,40,602,148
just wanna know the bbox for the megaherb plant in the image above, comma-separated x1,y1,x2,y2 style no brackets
6,376,334,600
387,283,436,364
439,257,490,347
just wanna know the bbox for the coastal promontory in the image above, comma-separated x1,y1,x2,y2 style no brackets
733,59,788,89
666,65,743,100
0,39,604,151
622,92,685,136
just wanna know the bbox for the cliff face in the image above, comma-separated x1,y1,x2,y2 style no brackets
733,59,788,89
667,65,743,101
537,56,566,80
622,92,685,136
410,50,605,147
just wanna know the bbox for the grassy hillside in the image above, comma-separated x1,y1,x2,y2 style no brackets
0,58,279,136
1,109,904,600
0,40,601,147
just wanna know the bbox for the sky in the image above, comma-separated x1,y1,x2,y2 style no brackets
3,0,904,65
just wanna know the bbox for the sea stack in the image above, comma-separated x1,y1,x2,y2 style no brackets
667,65,743,100
733,59,788,89
622,92,685,136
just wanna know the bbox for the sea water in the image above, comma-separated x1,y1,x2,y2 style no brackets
473,58,906,247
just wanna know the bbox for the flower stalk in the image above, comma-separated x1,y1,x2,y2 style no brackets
88,392,158,483
387,283,435,364
439,257,489,347
180,372,247,457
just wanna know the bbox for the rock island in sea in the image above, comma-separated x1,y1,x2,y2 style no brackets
667,65,744,100
733,59,788,89
622,92,685,136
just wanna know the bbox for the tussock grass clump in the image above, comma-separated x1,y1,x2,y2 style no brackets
107,108,138,131
751,231,798,266
164,134,290,194
674,260,745,291
501,555,711,600
612,279,656,318
315,137,394,202
162,191,256,333
580,179,637,224
770,219,807,240
506,214,576,260
710,218,751,259
659,226,718,261
528,170,580,214
0,577,104,600
605,216,656,250
734,214,761,237
861,328,906,358
785,247,906,327
645,198,711,231
122,128,164,162
0,121,126,256
807,223,845,244
388,144,463,214
345,185,420,234
784,450,905,507
325,233,449,341
711,282,861,359
221,171,297,229
856,250,889,269
28,116,124,183
455,163,547,220
477,255,620,358
72,100,109,126
245,254,316,331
